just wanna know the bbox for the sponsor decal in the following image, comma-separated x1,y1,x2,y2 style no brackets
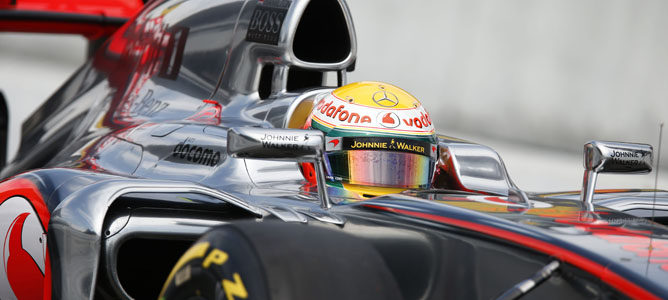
200,248,248,300
172,138,221,166
402,111,432,129
222,273,248,300
312,95,435,135
246,0,291,45
608,150,648,167
0,198,47,300
162,242,248,299
115,9,189,123
0,178,49,300
326,137,342,151
130,89,169,117
342,137,432,157
259,133,308,150
372,89,399,107
611,159,644,167
611,150,640,158
159,26,189,80
377,112,400,128
316,100,372,125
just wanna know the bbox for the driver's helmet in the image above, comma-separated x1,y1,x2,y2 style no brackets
302,81,438,195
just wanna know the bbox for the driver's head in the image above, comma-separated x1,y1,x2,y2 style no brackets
303,81,438,193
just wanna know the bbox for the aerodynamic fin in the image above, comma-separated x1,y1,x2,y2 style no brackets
0,0,143,39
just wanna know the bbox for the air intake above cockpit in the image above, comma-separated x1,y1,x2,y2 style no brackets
292,0,352,64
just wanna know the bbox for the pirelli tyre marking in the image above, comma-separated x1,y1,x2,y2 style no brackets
161,242,248,300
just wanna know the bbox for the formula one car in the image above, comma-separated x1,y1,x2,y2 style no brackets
1,0,667,299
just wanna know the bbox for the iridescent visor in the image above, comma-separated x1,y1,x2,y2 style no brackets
326,150,435,189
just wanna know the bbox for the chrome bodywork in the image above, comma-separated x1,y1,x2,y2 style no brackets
597,195,668,215
216,0,356,96
228,127,331,208
580,141,653,208
227,127,325,161
46,169,346,299
0,0,358,298
539,189,668,218
103,206,229,299
1,0,667,299
49,179,261,299
435,141,517,196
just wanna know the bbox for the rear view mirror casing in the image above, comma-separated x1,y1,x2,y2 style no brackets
584,141,652,173
581,141,653,209
227,127,325,161
227,127,331,208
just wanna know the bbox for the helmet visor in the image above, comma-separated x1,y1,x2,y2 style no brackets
325,137,436,189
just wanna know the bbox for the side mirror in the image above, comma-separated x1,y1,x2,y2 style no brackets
227,127,331,208
580,141,653,209
435,142,516,196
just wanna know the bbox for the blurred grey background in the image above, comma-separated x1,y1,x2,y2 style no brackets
1,0,667,191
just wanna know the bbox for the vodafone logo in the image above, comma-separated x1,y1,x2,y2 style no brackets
313,93,435,135
402,111,433,129
316,100,372,124
377,112,400,128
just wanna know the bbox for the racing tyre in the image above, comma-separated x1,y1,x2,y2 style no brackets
159,220,402,300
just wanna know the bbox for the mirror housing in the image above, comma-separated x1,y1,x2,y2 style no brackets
580,141,653,209
434,142,517,196
227,127,331,208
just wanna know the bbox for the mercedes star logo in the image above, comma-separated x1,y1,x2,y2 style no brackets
372,90,399,107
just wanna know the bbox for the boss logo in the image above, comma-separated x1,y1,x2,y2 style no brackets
249,9,285,34
246,0,291,45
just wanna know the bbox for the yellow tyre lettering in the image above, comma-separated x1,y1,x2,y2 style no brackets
203,248,229,268
174,242,210,271
222,273,248,300
159,242,210,296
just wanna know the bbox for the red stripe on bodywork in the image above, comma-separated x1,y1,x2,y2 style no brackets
365,204,660,300
0,20,120,39
0,0,143,19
